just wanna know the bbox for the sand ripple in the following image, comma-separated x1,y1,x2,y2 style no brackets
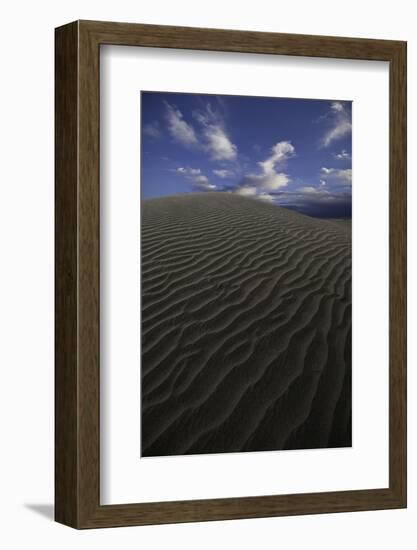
141,193,352,456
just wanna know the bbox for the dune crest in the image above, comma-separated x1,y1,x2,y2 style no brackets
141,193,351,457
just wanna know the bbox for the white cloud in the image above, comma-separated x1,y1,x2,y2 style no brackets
330,101,344,112
164,101,198,147
320,167,352,185
205,125,237,161
175,167,217,190
321,102,352,148
244,172,290,191
193,104,237,161
241,141,294,191
334,149,351,160
164,100,237,161
213,169,234,178
143,121,161,139
176,167,201,176
235,185,257,196
257,192,274,202
322,121,351,148
258,141,295,174
298,186,324,194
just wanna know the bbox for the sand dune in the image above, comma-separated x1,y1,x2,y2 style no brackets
141,192,351,457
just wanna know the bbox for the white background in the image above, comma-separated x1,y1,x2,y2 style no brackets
101,47,389,504
0,0,415,548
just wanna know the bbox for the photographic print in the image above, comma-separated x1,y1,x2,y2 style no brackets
141,91,352,457
55,21,406,528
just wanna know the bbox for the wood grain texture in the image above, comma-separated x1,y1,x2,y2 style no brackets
388,41,407,504
55,20,407,529
55,21,79,527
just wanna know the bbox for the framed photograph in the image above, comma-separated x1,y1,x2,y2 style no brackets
55,20,406,528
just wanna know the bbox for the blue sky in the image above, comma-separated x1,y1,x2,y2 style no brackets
141,92,352,218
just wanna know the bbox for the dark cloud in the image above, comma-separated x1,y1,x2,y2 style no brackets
271,189,352,219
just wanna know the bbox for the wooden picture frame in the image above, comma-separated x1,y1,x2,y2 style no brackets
55,20,407,528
